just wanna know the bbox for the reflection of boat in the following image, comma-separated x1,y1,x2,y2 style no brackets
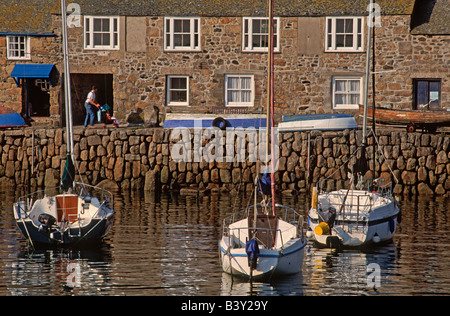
359,105,450,132
12,0,114,247
278,114,358,132
218,0,306,280
307,180,400,248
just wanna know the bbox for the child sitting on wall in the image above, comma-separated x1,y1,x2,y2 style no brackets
105,113,119,128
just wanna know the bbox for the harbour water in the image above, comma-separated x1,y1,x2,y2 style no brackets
0,185,449,296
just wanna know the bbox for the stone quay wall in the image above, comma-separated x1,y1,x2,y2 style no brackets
0,127,449,196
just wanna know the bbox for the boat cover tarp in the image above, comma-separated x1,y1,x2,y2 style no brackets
0,113,27,128
258,171,271,196
61,154,75,191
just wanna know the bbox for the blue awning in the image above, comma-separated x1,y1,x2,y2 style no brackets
11,64,56,86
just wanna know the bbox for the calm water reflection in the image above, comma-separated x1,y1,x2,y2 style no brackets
0,185,449,296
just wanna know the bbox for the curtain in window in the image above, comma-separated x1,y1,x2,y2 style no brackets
227,76,251,103
334,79,360,106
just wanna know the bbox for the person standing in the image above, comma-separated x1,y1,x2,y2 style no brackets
84,85,100,128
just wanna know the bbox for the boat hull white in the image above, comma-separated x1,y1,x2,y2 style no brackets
308,213,399,247
278,114,358,132
219,237,306,280
307,189,400,248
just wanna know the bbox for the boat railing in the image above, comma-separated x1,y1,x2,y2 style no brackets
72,182,114,209
222,203,304,249
224,225,284,250
317,178,393,198
316,178,393,232
16,182,114,215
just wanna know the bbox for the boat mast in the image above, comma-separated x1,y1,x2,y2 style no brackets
61,0,74,157
362,0,374,146
267,0,276,215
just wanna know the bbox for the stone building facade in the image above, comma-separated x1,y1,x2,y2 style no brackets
0,0,448,126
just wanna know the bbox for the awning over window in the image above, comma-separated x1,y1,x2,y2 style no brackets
11,64,56,87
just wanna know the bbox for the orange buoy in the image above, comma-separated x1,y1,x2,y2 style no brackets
314,222,330,236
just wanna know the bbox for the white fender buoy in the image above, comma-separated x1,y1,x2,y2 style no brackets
372,235,381,243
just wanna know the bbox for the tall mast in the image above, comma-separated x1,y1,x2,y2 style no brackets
61,0,74,157
267,0,276,215
362,0,374,146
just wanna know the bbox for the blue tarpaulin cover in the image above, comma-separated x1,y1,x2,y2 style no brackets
245,239,260,260
258,171,271,196
0,113,27,128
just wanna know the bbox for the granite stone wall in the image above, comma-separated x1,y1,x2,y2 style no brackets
0,127,449,197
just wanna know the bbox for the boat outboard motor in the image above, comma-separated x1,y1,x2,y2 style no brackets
318,207,337,229
38,214,56,233
245,239,260,269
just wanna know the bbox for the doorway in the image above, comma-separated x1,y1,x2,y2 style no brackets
23,78,51,119
64,74,114,126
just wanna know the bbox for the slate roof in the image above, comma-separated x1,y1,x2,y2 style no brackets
0,0,58,35
411,0,450,35
0,0,426,35
56,0,416,17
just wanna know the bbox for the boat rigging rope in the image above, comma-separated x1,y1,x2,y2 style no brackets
368,128,399,184
320,128,398,187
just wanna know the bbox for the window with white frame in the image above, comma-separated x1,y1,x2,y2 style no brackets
325,17,363,52
7,36,30,60
332,76,363,109
167,75,190,106
164,17,200,51
225,75,254,107
243,17,280,52
84,16,119,50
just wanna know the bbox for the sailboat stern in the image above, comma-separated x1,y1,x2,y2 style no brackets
308,196,400,248
13,186,114,246
219,239,279,279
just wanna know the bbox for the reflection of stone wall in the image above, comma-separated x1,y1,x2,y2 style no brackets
0,127,449,197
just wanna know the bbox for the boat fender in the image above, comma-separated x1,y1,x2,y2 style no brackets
212,117,227,130
245,239,260,269
306,228,314,239
372,234,381,243
315,222,330,236
397,210,402,224
311,187,318,209
389,218,395,233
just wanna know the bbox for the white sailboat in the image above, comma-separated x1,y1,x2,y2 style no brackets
219,0,307,280
307,180,400,248
12,0,114,247
219,202,307,279
307,0,401,248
